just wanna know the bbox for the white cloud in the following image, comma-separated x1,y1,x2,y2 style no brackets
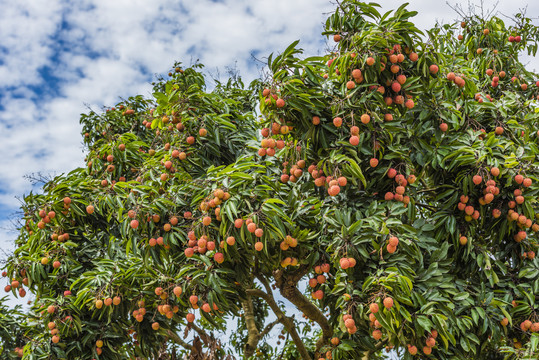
0,0,62,88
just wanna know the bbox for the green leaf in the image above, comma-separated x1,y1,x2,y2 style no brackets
454,292,470,301
417,315,433,331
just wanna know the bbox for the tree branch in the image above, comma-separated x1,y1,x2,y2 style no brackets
277,330,290,360
166,329,191,350
274,267,333,356
245,288,312,360
255,273,273,295
259,318,280,339
415,187,444,193
189,323,212,346
241,296,260,358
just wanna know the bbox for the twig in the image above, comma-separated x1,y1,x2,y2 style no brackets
277,330,290,360
416,203,437,211
259,318,280,339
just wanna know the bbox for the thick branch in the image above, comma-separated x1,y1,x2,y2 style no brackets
166,329,191,350
274,268,333,355
242,296,260,358
189,323,211,346
274,265,309,285
246,288,312,360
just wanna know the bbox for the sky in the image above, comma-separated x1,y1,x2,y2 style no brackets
0,0,537,355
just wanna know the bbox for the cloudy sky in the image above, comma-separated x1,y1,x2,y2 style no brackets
0,0,538,307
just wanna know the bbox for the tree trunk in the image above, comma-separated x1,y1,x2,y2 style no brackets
242,296,260,358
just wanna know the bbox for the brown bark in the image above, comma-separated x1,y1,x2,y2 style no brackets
245,288,312,360
189,337,204,360
273,267,333,355
242,296,260,358
189,323,212,346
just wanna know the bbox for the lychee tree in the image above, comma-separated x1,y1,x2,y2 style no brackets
3,1,539,359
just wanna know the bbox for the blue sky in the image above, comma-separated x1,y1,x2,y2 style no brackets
0,1,538,355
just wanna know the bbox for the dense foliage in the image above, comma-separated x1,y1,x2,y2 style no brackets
2,1,539,359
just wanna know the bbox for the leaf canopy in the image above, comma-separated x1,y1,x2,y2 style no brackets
2,1,539,360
